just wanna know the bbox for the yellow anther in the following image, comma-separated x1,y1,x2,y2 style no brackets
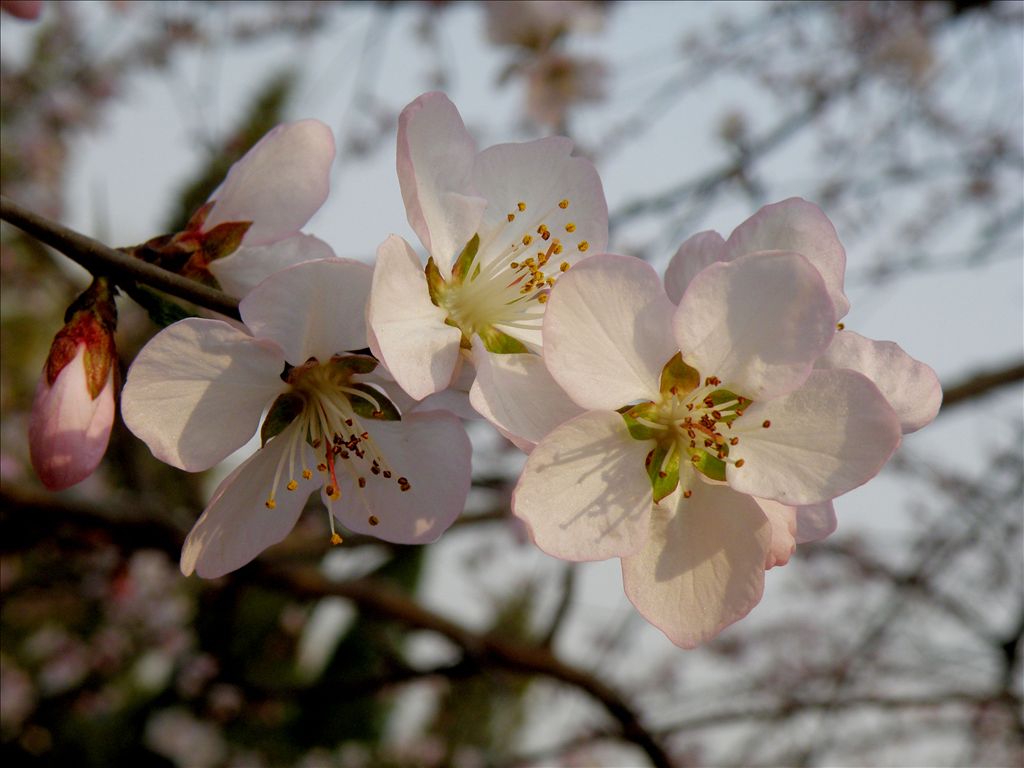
559,198,570,209
559,261,570,272
837,322,845,330
565,222,576,233
507,213,516,222
510,261,519,269
518,201,527,211
287,480,298,491
552,243,564,255
330,532,344,545
265,498,276,510
522,234,533,246
538,293,549,303
537,224,549,234
302,469,312,479
577,241,590,252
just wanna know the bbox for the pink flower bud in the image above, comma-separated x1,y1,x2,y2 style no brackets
29,278,118,490
0,1,43,20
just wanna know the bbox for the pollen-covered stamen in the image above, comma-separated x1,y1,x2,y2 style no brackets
443,195,589,337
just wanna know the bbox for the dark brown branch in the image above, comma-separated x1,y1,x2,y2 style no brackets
940,360,1024,411
263,565,674,768
0,195,241,320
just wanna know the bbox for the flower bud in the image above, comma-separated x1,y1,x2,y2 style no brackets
29,277,118,490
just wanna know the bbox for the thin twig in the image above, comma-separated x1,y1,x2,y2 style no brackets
0,195,241,320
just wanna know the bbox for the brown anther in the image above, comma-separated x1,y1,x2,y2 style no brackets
368,515,379,526
691,454,700,463
762,420,771,428
325,485,336,497
302,469,313,480
317,463,327,472
541,230,551,241
559,198,570,209
704,439,713,448
345,418,353,427
372,410,383,418
397,476,408,485
736,410,744,417
683,489,693,498
358,477,366,488
729,437,739,445
711,410,722,420
734,459,745,468
507,213,516,222
510,261,519,269
382,470,392,479
371,466,380,475
265,499,276,509
658,471,667,478
837,322,845,330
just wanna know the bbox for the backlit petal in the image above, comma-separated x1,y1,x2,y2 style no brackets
121,319,284,471
240,258,373,364
664,230,725,304
544,254,675,410
512,410,654,561
210,234,335,299
794,502,837,543
367,235,462,400
621,481,770,649
205,119,334,246
728,369,902,505
674,251,836,400
754,497,798,569
724,197,850,319
816,330,942,434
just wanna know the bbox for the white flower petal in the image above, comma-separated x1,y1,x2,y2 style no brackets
29,348,115,490
367,235,463,400
621,481,770,649
724,197,850,319
469,348,584,452
664,230,725,304
397,92,487,271
816,330,942,434
794,502,837,543
240,258,373,364
674,251,836,400
753,497,798,569
728,369,902,505
544,254,676,410
512,410,655,561
180,424,320,578
473,135,608,267
210,234,336,299
327,412,471,544
121,319,284,471
205,119,334,246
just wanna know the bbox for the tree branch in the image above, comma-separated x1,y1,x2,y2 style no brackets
0,195,241,320
940,360,1024,411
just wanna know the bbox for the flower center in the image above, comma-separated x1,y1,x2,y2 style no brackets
622,353,765,501
260,355,409,538
427,196,590,353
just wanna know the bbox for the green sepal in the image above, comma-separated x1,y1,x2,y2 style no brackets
660,352,700,397
478,326,529,354
621,402,659,441
326,354,378,377
261,392,305,447
347,383,401,421
706,388,746,425
691,450,727,482
425,257,447,308
450,233,480,285
645,444,680,503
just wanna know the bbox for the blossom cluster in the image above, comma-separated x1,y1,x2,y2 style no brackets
31,92,941,647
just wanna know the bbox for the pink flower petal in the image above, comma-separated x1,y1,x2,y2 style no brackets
240,258,373,365
180,423,320,578
621,481,770,649
209,233,336,299
469,348,584,452
397,92,487,272
816,329,942,434
544,254,676,410
121,319,284,471
326,412,471,544
728,369,902,505
664,230,726,304
674,251,836,400
205,119,335,247
512,410,655,561
367,235,462,400
724,197,850,320
754,497,798,569
29,347,114,490
472,135,608,265
794,502,837,543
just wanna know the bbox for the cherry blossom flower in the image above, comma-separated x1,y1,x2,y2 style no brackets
140,119,337,299
29,277,117,490
513,253,903,647
664,198,942,433
367,91,607,402
485,1,605,52
0,1,42,20
121,259,471,578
